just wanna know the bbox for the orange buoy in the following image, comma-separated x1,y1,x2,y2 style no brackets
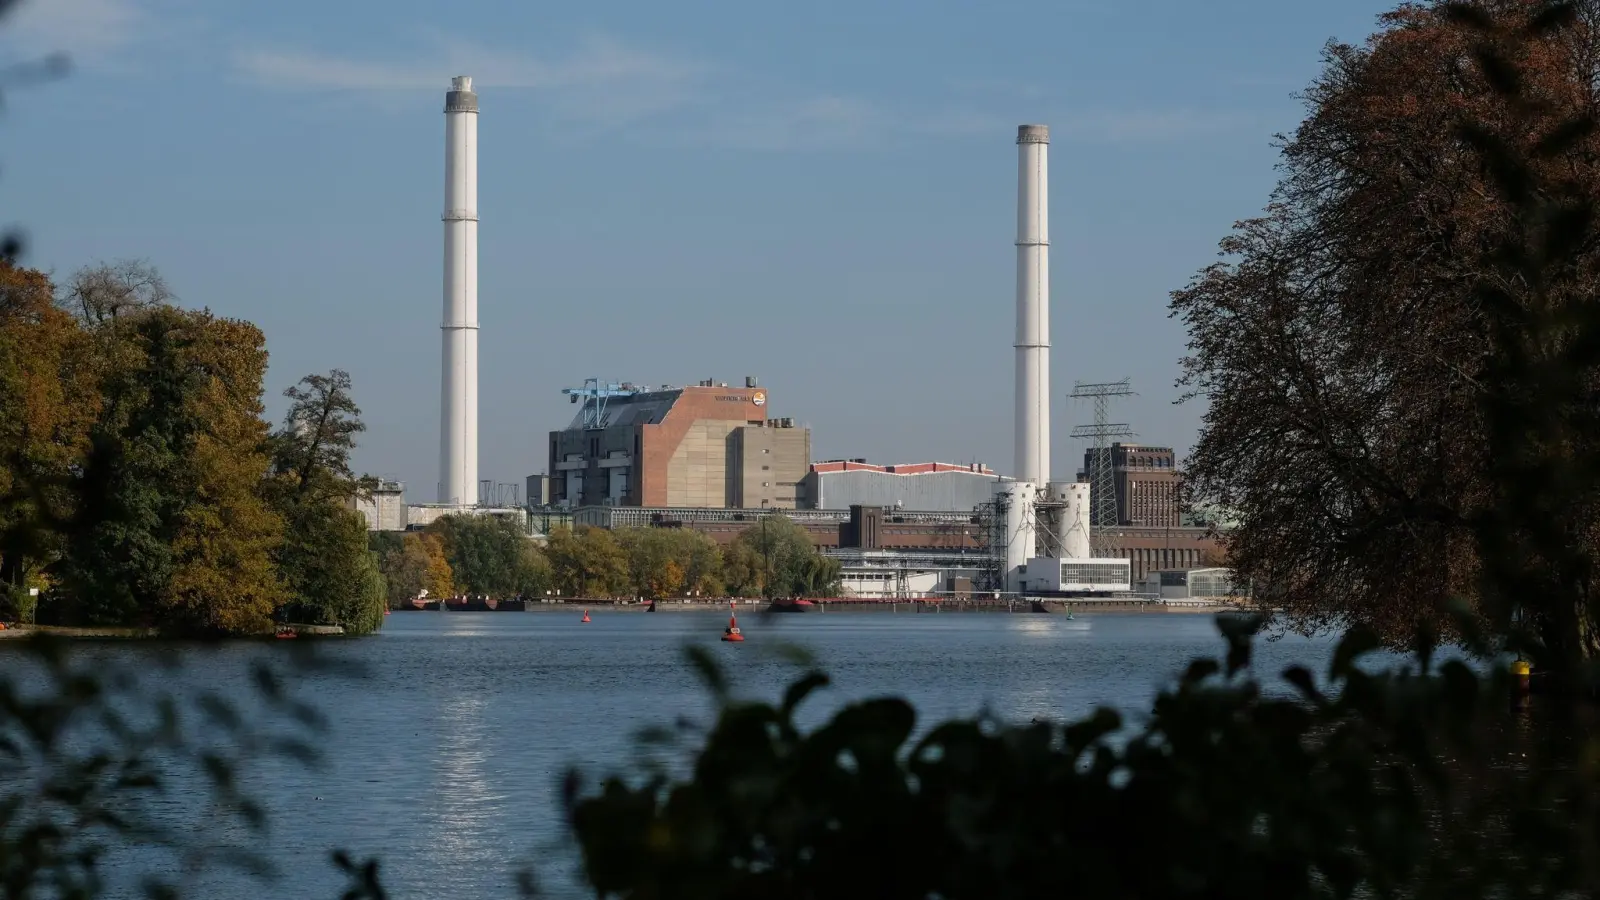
722,601,744,642
581,609,591,623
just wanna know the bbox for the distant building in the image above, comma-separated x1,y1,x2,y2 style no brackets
350,480,407,532
1141,567,1243,601
800,460,999,512
405,504,528,532
1078,443,1180,527
525,474,551,507
548,380,810,509
1093,525,1218,583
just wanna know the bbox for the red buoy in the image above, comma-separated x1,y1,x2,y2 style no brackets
722,601,744,642
581,609,591,623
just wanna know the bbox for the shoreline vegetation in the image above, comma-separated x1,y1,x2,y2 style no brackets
6,1,1600,898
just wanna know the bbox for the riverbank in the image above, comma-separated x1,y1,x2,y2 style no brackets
395,599,1249,615
0,623,346,639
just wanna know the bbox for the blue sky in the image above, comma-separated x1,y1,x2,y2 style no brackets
2,0,1390,499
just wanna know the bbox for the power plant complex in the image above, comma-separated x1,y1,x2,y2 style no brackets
350,79,1225,599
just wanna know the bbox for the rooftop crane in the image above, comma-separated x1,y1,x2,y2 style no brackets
562,378,643,429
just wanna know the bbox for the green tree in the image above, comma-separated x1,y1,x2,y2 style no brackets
618,528,688,598
727,515,834,598
380,533,430,608
565,614,1600,899
58,305,286,634
546,525,629,597
428,513,543,597
266,370,384,635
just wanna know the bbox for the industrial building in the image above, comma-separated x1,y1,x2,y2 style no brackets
1015,558,1133,594
348,480,529,533
350,480,407,532
1094,525,1218,582
548,378,809,509
1077,443,1181,528
801,460,999,512
1142,567,1242,601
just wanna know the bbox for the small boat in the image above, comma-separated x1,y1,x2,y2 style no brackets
767,597,815,614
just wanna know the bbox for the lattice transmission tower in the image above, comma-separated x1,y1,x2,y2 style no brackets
1069,379,1136,555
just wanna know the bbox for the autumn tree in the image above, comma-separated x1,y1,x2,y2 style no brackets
0,263,94,618
379,534,429,608
616,528,719,598
266,370,385,634
59,306,285,633
546,525,629,597
1170,0,1600,658
419,532,455,599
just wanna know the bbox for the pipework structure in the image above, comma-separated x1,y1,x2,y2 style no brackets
439,75,479,506
1014,124,1051,489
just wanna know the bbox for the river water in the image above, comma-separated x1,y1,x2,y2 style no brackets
23,610,1349,898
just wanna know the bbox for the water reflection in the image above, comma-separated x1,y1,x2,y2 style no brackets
427,689,504,864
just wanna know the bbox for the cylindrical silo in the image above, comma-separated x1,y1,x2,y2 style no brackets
1062,482,1092,560
998,480,1037,591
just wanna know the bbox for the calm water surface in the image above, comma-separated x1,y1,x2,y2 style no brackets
36,611,1345,898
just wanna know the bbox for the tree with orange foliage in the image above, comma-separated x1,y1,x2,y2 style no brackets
0,262,95,613
58,304,285,633
1172,0,1600,664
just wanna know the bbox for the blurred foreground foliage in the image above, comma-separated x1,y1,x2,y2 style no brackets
0,634,390,900
564,614,1600,900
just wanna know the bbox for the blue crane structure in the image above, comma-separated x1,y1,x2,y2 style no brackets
562,378,643,429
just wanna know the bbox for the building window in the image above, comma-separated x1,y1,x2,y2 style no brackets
761,465,770,471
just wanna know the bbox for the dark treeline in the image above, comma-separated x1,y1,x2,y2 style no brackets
0,261,385,635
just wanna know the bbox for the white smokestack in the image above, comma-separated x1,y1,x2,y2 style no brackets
1014,124,1050,489
440,75,479,506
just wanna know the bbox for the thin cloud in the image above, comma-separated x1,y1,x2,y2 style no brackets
234,35,709,127
233,33,1249,150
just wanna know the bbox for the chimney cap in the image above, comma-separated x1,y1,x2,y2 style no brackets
1017,124,1049,144
452,76,473,91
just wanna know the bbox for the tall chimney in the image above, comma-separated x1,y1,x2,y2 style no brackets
440,75,479,506
1014,124,1050,489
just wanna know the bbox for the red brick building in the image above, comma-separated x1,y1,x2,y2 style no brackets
549,380,810,509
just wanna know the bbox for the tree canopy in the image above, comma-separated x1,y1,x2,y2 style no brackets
1170,0,1600,663
267,370,386,634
